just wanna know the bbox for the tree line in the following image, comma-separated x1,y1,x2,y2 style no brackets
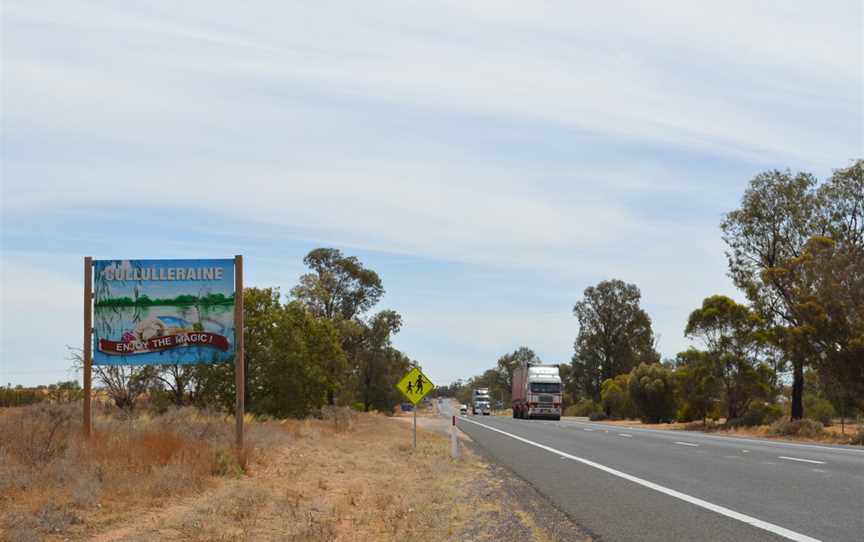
70,248,418,417
0,381,83,407
445,161,863,430
94,292,234,307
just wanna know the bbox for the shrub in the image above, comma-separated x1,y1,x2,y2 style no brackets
0,403,75,466
770,418,825,438
851,427,864,446
566,400,602,417
805,398,835,426
601,374,634,418
628,363,676,423
728,402,783,427
588,412,608,421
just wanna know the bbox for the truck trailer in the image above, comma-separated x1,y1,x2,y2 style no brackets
512,363,562,420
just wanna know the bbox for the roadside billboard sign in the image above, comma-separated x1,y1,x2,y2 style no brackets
92,259,236,365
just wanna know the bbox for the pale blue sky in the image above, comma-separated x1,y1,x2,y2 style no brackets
1,1,862,386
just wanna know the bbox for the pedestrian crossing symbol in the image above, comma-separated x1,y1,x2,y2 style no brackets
396,367,435,405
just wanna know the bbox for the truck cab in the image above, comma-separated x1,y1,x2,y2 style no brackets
472,388,491,415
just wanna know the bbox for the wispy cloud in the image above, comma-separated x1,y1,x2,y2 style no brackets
2,0,860,384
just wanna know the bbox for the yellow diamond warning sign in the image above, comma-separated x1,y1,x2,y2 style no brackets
396,367,435,405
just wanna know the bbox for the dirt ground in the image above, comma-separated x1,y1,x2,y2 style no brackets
5,412,589,542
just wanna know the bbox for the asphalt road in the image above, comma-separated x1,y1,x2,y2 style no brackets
451,410,864,542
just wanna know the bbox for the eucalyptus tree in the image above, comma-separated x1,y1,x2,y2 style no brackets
292,248,385,405
353,310,408,412
722,163,864,418
684,296,774,420
797,162,864,408
291,248,384,321
496,346,541,401
572,279,660,402
722,169,819,418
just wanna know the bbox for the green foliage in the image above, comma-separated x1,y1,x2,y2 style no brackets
628,363,676,423
566,399,603,417
351,310,411,413
722,162,864,419
192,282,403,418
557,362,581,407
600,374,634,418
572,280,660,402
290,248,384,321
728,402,783,427
673,350,721,423
804,395,835,426
496,347,540,404
0,385,46,407
684,296,776,420
246,293,346,418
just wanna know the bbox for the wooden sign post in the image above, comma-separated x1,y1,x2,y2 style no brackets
83,256,93,439
234,255,245,451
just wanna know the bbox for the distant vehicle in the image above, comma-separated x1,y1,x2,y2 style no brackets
401,402,414,412
472,388,491,415
512,363,561,420
459,404,468,415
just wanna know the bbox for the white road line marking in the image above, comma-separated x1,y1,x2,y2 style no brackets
674,441,699,447
618,433,633,438
779,456,826,465
460,417,821,542
742,450,749,453
583,428,594,432
560,420,864,455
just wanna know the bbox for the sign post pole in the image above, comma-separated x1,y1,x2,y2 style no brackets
83,256,93,439
234,255,244,451
395,367,435,451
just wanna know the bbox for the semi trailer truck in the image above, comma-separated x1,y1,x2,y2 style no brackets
472,388,491,415
512,363,562,420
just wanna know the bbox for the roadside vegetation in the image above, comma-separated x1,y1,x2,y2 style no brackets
1,248,446,539
440,161,864,445
52,247,419,418
0,402,257,540
0,402,567,541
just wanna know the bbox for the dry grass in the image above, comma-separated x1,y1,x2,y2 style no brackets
8,409,566,542
2,404,569,541
0,404,264,541
132,414,503,541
